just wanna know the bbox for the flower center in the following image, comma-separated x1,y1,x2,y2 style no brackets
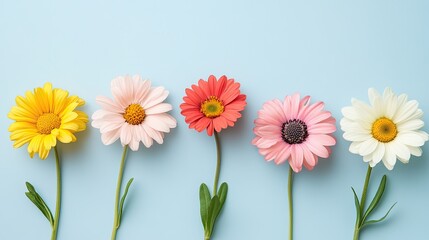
371,117,397,143
281,119,308,144
200,96,224,118
123,104,146,125
36,113,61,134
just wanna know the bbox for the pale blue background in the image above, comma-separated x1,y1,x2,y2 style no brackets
1,0,428,239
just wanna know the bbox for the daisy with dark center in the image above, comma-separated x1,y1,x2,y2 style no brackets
180,75,246,240
92,75,176,240
8,83,88,240
252,93,336,240
341,87,428,240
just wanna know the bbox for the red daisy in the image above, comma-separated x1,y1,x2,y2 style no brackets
180,75,247,136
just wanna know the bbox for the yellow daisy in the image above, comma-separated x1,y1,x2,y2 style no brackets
8,82,88,159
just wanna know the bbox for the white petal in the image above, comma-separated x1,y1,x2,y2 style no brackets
372,143,385,165
383,88,398,119
358,138,378,156
396,132,426,147
382,143,396,170
343,131,371,142
390,141,411,163
393,100,419,124
341,106,359,120
409,146,423,157
397,119,424,132
349,141,361,154
363,154,372,162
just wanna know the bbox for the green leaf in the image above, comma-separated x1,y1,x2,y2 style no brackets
207,195,221,236
352,187,361,225
362,202,397,228
361,175,387,224
117,178,134,227
25,182,54,227
199,183,211,230
218,182,228,210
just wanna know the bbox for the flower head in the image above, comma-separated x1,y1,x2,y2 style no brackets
341,87,428,170
8,83,88,159
180,75,246,136
252,94,336,172
91,75,177,151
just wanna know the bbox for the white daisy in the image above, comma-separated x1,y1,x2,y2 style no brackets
341,87,428,170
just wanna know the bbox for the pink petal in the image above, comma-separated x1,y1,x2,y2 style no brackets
101,129,121,145
111,76,132,109
140,87,168,109
145,103,173,115
96,96,123,113
289,145,303,172
274,144,291,165
132,76,151,103
120,123,132,146
213,116,228,132
308,123,336,134
304,136,330,158
215,75,227,97
140,124,154,148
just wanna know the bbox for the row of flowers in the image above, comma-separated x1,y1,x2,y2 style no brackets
8,75,428,240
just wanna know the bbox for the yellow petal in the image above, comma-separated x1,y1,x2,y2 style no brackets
57,129,73,143
8,121,37,132
13,133,38,148
61,112,78,124
53,88,69,115
58,101,78,118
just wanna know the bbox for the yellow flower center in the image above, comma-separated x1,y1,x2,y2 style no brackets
200,96,224,118
371,117,397,143
36,113,61,134
123,104,145,125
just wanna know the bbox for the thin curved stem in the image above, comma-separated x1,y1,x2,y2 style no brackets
288,166,294,240
51,147,61,240
353,165,373,240
213,132,222,196
360,166,372,213
111,145,128,240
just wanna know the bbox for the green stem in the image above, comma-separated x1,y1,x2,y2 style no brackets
212,132,221,196
360,166,372,213
353,165,373,240
288,166,294,240
353,224,360,240
51,147,61,240
111,145,128,240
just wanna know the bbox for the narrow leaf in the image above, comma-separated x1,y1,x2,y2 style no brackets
117,178,134,227
362,202,397,228
199,183,211,230
25,182,54,227
207,196,221,236
218,182,228,210
26,182,37,193
352,187,361,225
362,175,387,223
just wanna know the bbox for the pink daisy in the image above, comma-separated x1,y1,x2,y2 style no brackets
92,75,177,151
252,93,336,172
180,75,246,136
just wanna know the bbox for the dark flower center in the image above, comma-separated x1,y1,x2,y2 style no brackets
281,119,308,144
